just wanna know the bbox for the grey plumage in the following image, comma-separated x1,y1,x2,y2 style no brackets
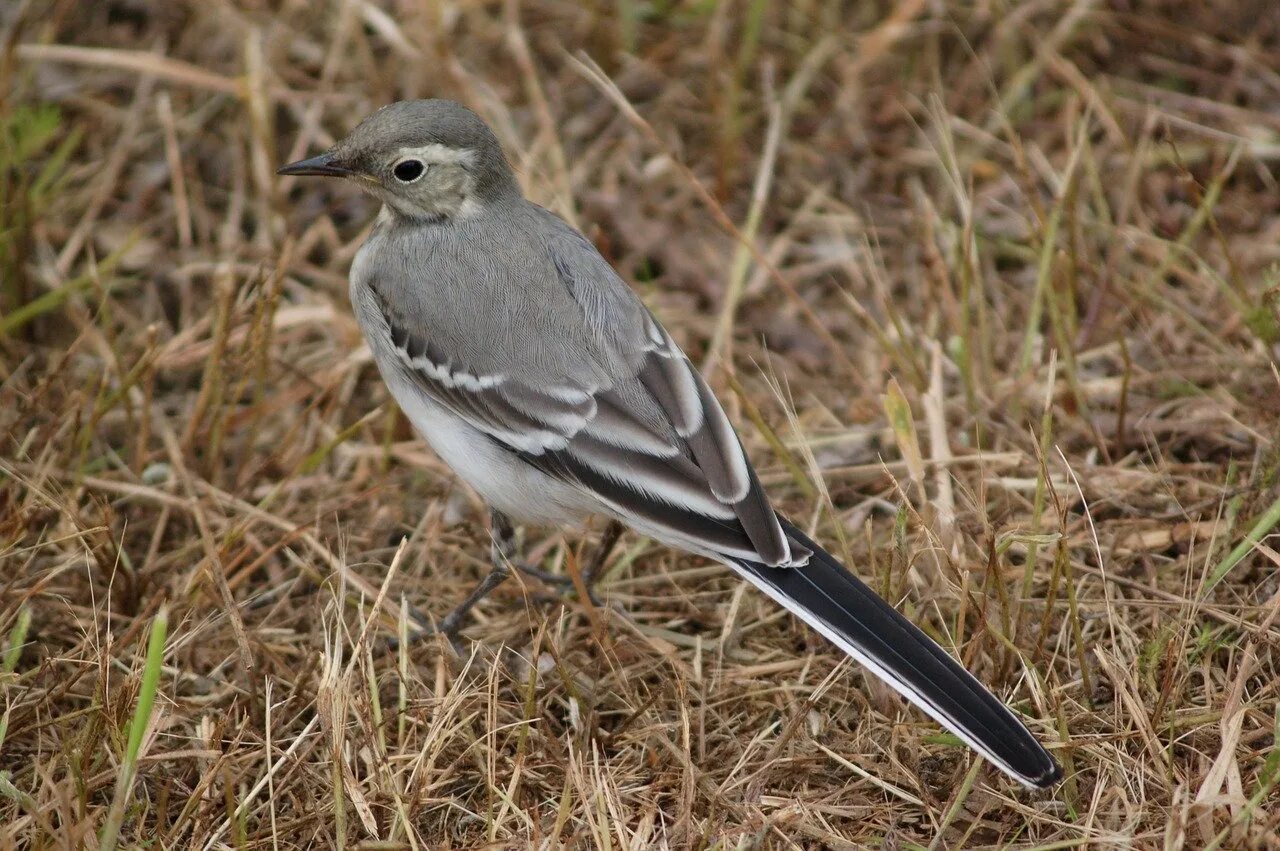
341,134,797,566
278,99,1061,789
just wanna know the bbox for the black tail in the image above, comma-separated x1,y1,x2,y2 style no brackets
725,517,1061,788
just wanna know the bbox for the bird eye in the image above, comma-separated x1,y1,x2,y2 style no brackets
392,159,425,182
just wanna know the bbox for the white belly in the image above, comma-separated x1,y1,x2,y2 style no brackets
386,373,597,526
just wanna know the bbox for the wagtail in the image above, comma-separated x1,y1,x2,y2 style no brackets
279,99,1061,788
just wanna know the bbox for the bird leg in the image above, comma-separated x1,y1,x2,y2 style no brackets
514,518,624,602
396,512,626,648
582,518,624,587
435,508,519,640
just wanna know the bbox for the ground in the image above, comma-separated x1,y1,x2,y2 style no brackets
2,0,1279,848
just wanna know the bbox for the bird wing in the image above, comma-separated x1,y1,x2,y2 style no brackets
358,206,1064,788
360,205,799,566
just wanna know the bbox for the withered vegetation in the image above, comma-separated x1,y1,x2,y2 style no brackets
2,1,1279,847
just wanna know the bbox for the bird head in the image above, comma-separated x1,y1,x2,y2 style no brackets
277,99,518,221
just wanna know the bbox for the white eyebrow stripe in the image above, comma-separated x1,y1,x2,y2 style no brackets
395,143,477,166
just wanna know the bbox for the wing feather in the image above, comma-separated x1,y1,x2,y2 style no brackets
362,206,800,567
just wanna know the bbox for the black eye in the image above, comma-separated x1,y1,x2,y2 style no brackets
393,159,425,182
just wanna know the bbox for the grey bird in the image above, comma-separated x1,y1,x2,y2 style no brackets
278,99,1061,789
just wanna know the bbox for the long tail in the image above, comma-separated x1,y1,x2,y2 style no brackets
725,517,1061,788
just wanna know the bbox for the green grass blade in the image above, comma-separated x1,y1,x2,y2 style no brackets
99,606,168,851
1204,492,1280,593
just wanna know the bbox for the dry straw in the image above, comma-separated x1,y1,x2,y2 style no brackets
2,0,1279,847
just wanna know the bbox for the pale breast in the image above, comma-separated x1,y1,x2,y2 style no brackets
383,370,597,527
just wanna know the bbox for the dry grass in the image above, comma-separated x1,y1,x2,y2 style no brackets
3,0,1280,847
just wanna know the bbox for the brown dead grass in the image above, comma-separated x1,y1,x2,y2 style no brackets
3,0,1280,848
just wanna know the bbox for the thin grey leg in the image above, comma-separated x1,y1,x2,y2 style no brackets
391,513,626,649
581,519,624,587
516,519,624,607
436,508,518,638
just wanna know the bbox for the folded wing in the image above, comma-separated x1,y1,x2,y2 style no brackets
363,215,800,567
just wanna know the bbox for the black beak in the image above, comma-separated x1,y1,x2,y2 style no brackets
276,151,355,178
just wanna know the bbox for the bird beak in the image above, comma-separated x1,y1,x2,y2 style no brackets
276,151,355,178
